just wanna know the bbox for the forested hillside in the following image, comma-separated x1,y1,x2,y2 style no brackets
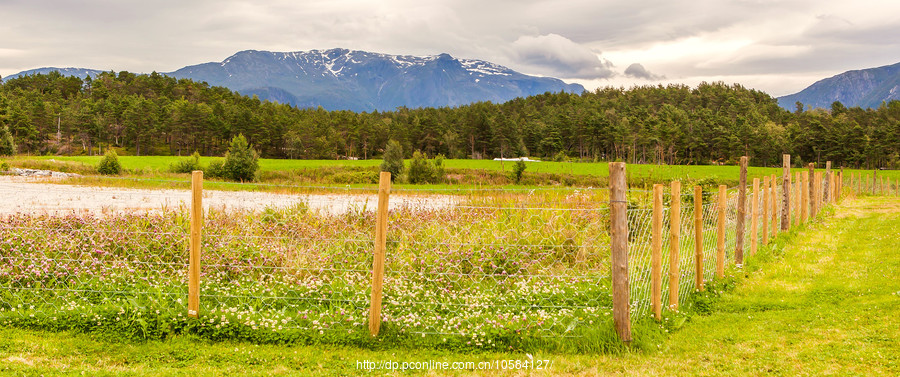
1,71,898,169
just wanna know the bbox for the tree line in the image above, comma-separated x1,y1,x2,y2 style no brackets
0,70,898,169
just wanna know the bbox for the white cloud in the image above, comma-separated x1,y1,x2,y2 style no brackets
511,34,614,79
1,0,899,96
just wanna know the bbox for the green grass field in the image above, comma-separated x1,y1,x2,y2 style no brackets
2,197,897,376
7,155,898,189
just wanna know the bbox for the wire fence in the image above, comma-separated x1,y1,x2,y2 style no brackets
0,166,872,347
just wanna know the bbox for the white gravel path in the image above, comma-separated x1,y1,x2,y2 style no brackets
0,176,455,216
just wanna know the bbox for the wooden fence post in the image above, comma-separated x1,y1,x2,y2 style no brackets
716,185,726,278
368,171,391,336
609,162,632,342
188,170,203,318
794,172,801,226
872,170,877,195
735,156,747,266
750,178,760,256
838,169,844,201
771,175,778,236
824,161,832,203
778,160,787,231
762,176,769,244
808,164,817,218
668,181,682,310
651,184,664,320
832,172,838,202
693,185,704,290
815,172,823,215
801,171,809,223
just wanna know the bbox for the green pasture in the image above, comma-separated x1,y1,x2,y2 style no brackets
9,155,897,186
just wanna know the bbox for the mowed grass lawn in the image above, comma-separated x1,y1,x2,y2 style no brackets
13,155,900,184
1,197,898,376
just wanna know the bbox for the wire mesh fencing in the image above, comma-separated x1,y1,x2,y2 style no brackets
0,180,191,337
381,189,615,344
0,167,845,347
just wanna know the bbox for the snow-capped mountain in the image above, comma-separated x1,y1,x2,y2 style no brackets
167,49,585,111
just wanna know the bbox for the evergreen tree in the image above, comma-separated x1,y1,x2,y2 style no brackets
97,149,121,175
0,125,15,156
380,140,404,181
222,134,259,182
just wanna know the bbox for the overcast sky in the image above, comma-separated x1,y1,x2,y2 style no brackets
2,0,899,96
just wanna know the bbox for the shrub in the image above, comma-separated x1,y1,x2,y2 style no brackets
552,150,569,162
407,150,434,184
433,154,446,183
0,161,9,172
221,134,259,182
511,159,527,184
0,125,15,156
97,149,122,175
170,151,203,173
206,160,226,179
406,151,447,184
380,140,404,181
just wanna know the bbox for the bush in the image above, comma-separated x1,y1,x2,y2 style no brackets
407,151,447,184
380,140,404,181
407,150,434,184
0,161,9,172
0,125,15,156
170,151,203,173
511,159,527,184
221,134,259,182
433,154,446,183
552,151,569,162
97,149,122,175
206,160,225,179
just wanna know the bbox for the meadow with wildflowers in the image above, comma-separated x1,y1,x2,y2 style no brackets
3,197,896,376
0,186,671,354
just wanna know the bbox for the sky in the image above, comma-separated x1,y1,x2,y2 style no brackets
1,0,899,97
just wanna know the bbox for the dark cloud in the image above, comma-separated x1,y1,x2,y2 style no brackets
624,63,664,80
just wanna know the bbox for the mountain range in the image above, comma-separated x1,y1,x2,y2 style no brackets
3,49,584,112
6,50,899,112
777,61,900,110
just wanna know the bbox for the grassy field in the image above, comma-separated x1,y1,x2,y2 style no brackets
2,196,897,376
6,155,898,189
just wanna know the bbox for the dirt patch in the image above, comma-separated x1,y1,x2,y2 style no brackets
0,176,456,216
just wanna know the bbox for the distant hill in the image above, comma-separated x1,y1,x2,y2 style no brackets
166,49,585,111
2,67,105,82
777,61,900,110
